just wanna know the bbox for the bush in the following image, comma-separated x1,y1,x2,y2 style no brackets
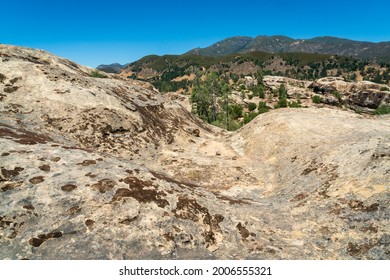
380,86,389,91
312,95,323,104
332,91,342,100
258,107,268,114
375,104,390,115
229,104,243,119
258,101,267,109
279,84,288,99
276,98,288,108
289,101,301,108
253,84,265,98
243,112,258,124
90,71,107,78
248,102,257,111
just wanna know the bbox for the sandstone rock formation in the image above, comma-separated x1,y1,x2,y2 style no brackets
1,45,389,259
309,77,390,112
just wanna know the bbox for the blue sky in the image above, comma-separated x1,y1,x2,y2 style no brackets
1,0,389,67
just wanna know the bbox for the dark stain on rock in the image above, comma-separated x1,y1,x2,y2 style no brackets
4,86,19,93
119,216,138,225
51,157,61,162
301,160,317,175
0,219,12,228
61,184,77,192
162,232,174,242
29,176,44,184
66,205,81,215
1,152,10,156
150,171,200,189
38,164,51,172
1,167,24,179
319,226,331,235
236,222,250,239
361,223,378,233
28,231,63,247
29,237,44,247
329,203,342,215
291,155,298,163
133,104,175,145
213,192,250,205
85,172,97,178
348,200,379,212
91,178,116,193
112,177,169,208
173,197,203,222
85,219,95,228
290,193,308,202
173,196,224,247
1,182,22,192
347,242,376,258
266,248,276,255
0,73,6,83
0,126,50,145
23,204,35,210
76,159,97,166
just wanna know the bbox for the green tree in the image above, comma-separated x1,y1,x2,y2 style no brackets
248,102,257,111
276,98,288,108
279,84,288,99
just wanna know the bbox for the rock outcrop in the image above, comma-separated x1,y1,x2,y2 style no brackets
309,77,390,112
1,45,389,260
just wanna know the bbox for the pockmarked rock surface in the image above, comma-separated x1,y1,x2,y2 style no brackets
1,45,389,259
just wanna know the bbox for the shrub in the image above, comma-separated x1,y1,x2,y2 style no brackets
248,102,257,111
258,107,268,114
375,104,390,115
276,98,288,108
243,112,258,124
229,104,243,119
312,95,323,104
332,91,342,100
253,84,265,98
279,84,288,99
380,86,389,91
258,101,267,109
289,101,301,108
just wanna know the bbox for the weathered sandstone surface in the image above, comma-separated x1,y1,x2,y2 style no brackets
1,45,389,259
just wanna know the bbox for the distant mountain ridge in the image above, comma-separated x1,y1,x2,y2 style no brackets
96,63,127,73
186,35,390,63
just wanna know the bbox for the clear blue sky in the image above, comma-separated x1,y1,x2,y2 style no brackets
1,0,389,67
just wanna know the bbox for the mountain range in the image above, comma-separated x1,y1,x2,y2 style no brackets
98,35,390,73
187,35,390,62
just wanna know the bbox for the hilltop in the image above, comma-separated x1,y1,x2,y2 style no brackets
1,45,389,260
186,35,390,63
